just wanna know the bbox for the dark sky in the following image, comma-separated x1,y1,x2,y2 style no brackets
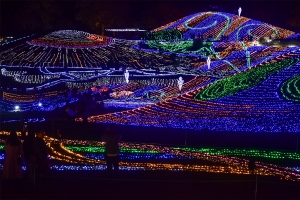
1,0,300,36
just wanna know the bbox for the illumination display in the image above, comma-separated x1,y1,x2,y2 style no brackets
0,131,299,181
0,11,300,133
106,29,146,32
195,58,300,100
280,74,300,101
27,30,114,48
0,94,77,112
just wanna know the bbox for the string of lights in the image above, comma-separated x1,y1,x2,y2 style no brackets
64,145,300,160
1,132,298,181
195,57,300,100
27,30,114,49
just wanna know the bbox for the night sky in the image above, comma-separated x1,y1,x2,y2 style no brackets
1,0,300,37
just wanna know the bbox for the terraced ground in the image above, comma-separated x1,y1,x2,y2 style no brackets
0,11,300,133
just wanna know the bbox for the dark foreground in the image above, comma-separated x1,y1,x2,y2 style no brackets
1,170,299,200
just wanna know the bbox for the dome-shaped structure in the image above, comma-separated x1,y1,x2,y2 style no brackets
27,30,114,48
1,12,300,134
152,11,300,41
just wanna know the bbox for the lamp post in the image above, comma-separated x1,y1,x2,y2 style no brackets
124,70,129,100
207,56,211,69
124,70,129,84
178,76,184,94
238,7,242,17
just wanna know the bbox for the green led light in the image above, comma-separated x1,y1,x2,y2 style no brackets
146,29,182,41
62,145,300,161
65,146,160,154
280,74,300,102
173,147,300,160
184,12,231,41
195,58,300,100
146,40,214,57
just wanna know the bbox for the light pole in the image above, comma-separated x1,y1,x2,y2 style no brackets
124,70,129,100
238,7,242,17
207,56,211,70
178,76,184,94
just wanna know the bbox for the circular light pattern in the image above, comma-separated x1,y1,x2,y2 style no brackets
184,12,231,41
0,11,300,133
280,74,300,101
235,23,278,42
81,51,300,133
0,12,300,184
27,30,114,49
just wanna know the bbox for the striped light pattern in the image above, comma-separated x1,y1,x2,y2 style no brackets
0,131,299,181
0,11,300,133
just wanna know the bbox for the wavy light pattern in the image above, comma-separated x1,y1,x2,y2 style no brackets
1,131,299,181
0,11,300,133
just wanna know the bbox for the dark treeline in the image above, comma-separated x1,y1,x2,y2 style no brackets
1,0,300,37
